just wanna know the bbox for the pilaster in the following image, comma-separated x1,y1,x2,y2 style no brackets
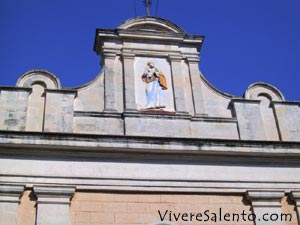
168,54,188,114
0,184,24,225
122,52,137,112
186,57,206,116
246,190,285,225
290,191,300,224
33,186,75,225
103,51,118,112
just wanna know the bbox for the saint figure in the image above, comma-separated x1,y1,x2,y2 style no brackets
141,62,168,109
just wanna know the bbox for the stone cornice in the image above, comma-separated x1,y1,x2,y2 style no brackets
0,131,300,163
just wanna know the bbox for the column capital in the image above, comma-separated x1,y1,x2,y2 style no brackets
246,190,285,207
186,56,200,64
33,186,75,205
290,191,300,205
103,51,117,59
290,191,300,223
168,54,182,62
122,50,135,59
0,184,25,203
246,190,285,225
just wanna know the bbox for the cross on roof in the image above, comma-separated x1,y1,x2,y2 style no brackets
143,0,152,16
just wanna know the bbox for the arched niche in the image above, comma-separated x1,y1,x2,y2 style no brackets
17,69,61,89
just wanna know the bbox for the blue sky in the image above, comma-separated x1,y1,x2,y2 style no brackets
1,0,300,100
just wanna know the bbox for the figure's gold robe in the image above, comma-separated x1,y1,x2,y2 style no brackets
158,72,168,90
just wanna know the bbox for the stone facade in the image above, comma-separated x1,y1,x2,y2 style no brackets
0,17,300,225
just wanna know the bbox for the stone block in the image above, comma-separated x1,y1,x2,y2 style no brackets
125,117,190,137
232,100,266,140
272,103,300,141
74,117,123,135
191,120,239,139
74,73,104,112
0,89,30,131
44,90,76,132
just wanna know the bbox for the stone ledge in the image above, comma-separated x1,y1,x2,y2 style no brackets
45,88,77,95
74,111,122,118
124,111,190,120
191,116,237,123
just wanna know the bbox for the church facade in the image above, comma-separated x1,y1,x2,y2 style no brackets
0,17,300,225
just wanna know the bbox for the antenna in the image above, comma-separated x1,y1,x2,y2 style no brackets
143,0,152,16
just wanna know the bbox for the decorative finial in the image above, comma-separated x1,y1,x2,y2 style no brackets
143,0,152,16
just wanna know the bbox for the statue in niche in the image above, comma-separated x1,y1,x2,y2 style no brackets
141,62,168,109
